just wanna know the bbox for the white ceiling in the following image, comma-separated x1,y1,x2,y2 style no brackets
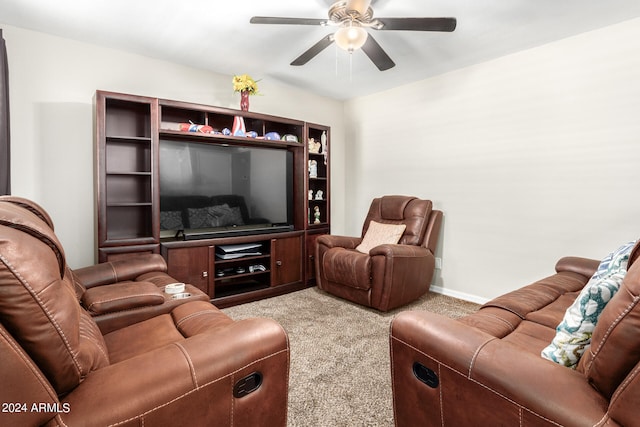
2,0,640,100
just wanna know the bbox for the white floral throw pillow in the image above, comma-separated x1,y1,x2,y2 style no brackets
541,240,637,369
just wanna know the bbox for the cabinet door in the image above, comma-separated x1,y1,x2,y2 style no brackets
271,236,302,287
165,246,214,297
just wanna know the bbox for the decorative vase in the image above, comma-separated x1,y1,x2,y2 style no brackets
240,90,250,112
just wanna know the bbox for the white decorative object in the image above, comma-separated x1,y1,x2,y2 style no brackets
308,160,318,178
315,190,324,200
313,206,321,224
321,131,327,153
164,283,186,294
308,137,321,154
308,190,314,200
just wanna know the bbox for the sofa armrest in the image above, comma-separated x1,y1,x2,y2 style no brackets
390,311,609,427
81,281,165,315
555,256,599,279
74,254,168,289
369,243,432,258
92,284,209,335
369,245,435,311
57,318,289,426
316,234,361,250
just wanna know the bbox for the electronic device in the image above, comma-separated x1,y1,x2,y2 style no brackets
159,141,294,239
249,264,267,273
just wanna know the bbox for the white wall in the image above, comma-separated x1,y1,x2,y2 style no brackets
2,25,346,268
345,17,640,302
5,18,640,302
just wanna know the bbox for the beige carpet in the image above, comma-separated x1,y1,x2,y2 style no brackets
222,287,480,427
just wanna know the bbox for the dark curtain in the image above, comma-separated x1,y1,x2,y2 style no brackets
0,29,10,195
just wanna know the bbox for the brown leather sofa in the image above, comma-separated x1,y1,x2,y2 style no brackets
0,196,290,426
316,195,442,311
390,245,640,426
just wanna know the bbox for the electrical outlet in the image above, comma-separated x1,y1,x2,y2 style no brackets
435,257,442,269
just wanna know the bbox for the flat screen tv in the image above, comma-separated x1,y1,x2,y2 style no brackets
159,139,294,239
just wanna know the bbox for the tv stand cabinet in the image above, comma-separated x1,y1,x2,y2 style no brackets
95,90,330,307
161,231,303,307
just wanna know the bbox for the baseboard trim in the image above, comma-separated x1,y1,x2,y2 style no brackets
429,285,489,305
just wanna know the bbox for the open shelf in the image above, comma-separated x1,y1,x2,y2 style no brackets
96,90,329,306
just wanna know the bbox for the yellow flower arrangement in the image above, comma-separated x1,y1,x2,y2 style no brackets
232,74,259,95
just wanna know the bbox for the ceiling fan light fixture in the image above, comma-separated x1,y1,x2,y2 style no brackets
334,24,368,53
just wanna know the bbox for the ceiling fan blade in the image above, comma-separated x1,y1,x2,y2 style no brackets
250,16,327,26
345,0,372,15
291,35,335,66
361,34,395,71
374,17,457,32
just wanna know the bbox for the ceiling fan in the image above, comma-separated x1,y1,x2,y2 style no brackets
250,0,456,71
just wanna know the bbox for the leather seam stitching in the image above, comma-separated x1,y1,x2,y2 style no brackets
86,293,164,311
103,347,289,427
583,294,640,373
390,335,565,427
173,342,198,388
175,310,218,328
0,253,83,378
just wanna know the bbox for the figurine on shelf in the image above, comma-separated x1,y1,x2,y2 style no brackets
179,122,213,133
308,190,314,200
315,190,323,200
320,131,327,153
313,206,321,224
308,160,318,178
232,116,246,137
308,137,321,154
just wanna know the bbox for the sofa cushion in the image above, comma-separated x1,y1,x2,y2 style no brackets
356,221,406,253
541,240,636,368
577,253,640,398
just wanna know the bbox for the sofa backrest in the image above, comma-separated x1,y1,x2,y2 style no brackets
0,198,109,396
362,196,433,247
0,196,56,229
577,242,640,400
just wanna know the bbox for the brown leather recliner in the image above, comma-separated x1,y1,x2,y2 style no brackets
390,244,640,426
0,196,290,426
315,195,442,312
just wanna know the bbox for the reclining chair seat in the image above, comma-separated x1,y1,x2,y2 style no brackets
0,197,290,427
316,195,442,311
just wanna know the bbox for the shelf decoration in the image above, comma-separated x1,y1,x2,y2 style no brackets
232,74,259,112
308,137,321,154
232,116,246,136
314,206,321,224
308,160,318,178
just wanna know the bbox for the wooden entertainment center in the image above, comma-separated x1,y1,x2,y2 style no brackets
95,90,330,307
